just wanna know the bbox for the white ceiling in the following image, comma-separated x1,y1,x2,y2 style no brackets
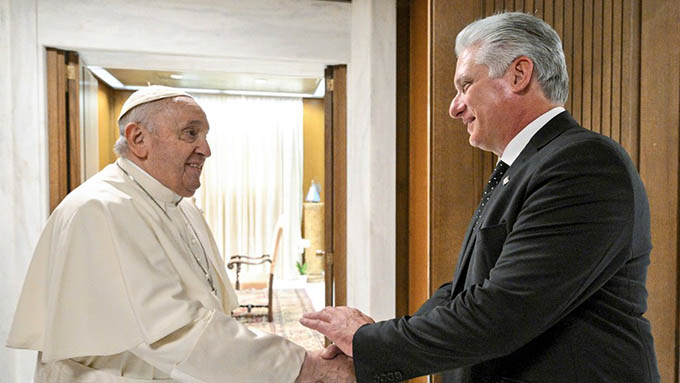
38,0,351,95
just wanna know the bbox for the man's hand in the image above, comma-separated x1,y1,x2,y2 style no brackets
295,350,355,383
299,307,375,357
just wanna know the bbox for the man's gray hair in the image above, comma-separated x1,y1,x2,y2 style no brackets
114,98,173,157
455,12,569,105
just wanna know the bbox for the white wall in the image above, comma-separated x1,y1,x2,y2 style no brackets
80,65,100,180
1,0,48,381
39,0,350,77
346,0,396,321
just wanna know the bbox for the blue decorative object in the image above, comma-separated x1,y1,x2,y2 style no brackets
305,180,321,202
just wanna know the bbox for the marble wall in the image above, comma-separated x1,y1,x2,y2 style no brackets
347,0,396,321
1,0,48,381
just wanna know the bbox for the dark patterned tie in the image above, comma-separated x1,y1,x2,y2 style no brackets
473,160,509,228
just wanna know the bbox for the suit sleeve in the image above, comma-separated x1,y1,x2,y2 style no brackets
413,282,453,316
353,139,639,382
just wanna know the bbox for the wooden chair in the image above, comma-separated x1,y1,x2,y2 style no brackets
227,216,284,322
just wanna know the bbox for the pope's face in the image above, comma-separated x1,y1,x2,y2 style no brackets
145,97,211,197
449,48,513,155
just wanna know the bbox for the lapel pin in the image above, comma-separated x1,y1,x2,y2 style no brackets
503,176,510,185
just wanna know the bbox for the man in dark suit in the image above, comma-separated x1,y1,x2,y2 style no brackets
300,12,660,383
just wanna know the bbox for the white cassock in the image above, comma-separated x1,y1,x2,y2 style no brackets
7,157,305,382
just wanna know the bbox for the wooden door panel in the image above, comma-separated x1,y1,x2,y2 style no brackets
639,1,679,381
424,1,678,382
324,65,347,310
47,48,81,212
324,67,334,309
47,48,68,212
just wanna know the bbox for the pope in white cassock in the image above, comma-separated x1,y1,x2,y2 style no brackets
7,86,354,383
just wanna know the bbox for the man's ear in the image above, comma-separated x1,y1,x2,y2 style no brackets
124,122,149,159
507,56,534,94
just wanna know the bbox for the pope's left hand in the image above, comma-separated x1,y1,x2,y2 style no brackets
300,306,375,357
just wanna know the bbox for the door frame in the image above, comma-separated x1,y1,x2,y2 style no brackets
46,47,81,212
324,65,348,308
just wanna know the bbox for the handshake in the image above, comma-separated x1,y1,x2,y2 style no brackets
295,306,376,383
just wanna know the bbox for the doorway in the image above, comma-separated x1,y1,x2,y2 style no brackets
48,50,347,351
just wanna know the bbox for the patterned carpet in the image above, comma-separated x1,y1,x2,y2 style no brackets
232,288,325,350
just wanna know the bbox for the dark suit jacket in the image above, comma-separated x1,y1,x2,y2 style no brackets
353,112,660,383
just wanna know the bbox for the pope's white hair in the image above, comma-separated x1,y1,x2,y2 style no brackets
114,97,179,157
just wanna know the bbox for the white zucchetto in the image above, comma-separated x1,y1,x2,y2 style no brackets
118,85,193,121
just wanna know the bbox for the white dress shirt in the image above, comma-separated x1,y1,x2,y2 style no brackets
500,107,565,166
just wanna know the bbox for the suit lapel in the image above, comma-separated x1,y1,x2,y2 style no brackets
452,232,477,296
509,111,576,171
450,111,578,295
451,216,478,295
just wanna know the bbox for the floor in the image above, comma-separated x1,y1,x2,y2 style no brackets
233,286,325,350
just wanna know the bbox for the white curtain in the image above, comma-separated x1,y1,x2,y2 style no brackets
193,94,303,281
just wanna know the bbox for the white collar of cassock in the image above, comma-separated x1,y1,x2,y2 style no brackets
117,157,183,206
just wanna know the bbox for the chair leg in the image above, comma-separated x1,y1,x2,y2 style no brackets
267,276,274,322
235,263,241,290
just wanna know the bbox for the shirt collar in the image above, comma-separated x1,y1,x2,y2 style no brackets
500,106,565,166
117,157,183,205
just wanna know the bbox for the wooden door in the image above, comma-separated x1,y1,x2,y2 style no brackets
47,48,81,212
406,1,680,382
638,1,679,381
323,65,348,310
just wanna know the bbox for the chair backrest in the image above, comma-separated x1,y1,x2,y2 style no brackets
268,215,286,276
